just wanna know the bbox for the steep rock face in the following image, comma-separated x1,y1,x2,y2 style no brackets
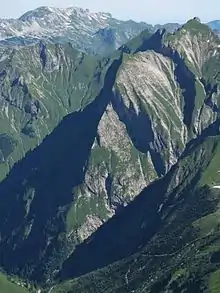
112,19,220,173
164,20,220,136
57,118,220,293
165,20,220,76
114,51,186,173
68,103,156,238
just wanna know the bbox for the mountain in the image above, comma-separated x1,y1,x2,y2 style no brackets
53,20,220,292
54,119,220,293
208,20,220,30
0,41,114,181
208,20,220,36
0,6,150,55
0,7,219,57
0,13,220,292
0,17,220,292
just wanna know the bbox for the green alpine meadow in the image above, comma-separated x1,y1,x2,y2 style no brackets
0,5,220,293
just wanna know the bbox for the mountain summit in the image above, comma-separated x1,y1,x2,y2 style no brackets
0,6,219,55
0,6,149,55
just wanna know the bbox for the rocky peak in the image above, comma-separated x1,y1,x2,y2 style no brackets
193,16,201,22
19,6,112,22
18,6,55,21
0,6,148,55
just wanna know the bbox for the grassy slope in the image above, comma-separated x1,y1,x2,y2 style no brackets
0,272,28,293
0,42,108,181
210,269,220,293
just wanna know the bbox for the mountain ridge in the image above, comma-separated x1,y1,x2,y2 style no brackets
0,6,219,55
0,6,150,55
0,15,220,293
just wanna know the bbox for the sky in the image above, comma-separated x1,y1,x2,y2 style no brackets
0,0,219,24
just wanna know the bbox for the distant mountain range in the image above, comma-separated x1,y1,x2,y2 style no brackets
0,6,149,55
207,20,220,30
0,7,219,55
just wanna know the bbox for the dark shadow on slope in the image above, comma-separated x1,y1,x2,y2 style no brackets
135,28,166,53
58,117,220,281
58,174,169,280
0,55,123,281
151,45,196,130
171,50,196,128
112,90,166,177
200,78,219,112
40,41,47,69
58,168,201,281
210,251,220,263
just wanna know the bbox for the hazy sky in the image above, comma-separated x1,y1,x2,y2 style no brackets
0,0,219,24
